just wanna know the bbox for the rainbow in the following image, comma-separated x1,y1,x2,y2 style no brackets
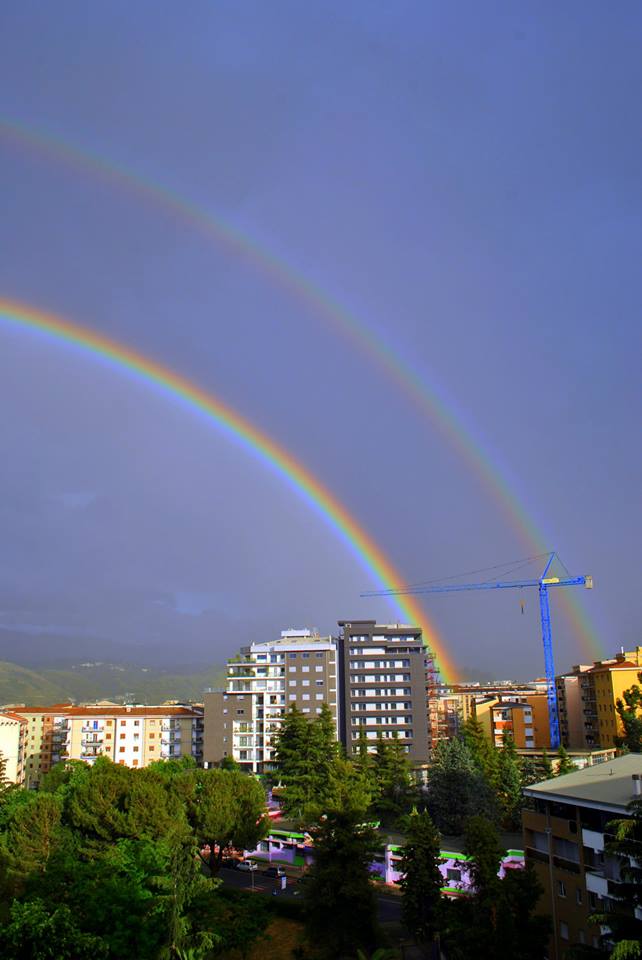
0,297,457,681
0,117,601,660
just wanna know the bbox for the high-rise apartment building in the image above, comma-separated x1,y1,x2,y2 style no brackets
337,620,430,765
523,754,642,959
203,630,338,774
556,649,642,749
1,704,204,786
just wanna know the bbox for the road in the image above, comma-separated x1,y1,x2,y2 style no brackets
219,865,403,923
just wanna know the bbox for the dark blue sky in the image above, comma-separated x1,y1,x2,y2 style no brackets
0,1,640,677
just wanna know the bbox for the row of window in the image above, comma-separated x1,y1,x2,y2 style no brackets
352,687,412,697
288,679,324,687
351,716,413,725
351,674,411,683
288,665,325,672
349,660,410,669
350,730,413,739
352,701,412,711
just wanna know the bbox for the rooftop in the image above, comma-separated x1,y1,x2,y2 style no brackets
524,753,642,813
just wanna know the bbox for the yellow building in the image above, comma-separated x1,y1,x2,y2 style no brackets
556,648,642,749
475,692,551,749
0,712,28,784
592,649,642,747
8,704,204,786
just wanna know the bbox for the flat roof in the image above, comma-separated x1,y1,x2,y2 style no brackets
524,753,642,813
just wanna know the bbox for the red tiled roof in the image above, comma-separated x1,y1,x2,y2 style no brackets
10,705,201,717
0,711,28,724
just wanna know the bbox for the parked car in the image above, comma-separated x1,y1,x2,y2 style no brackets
237,859,258,872
263,865,285,878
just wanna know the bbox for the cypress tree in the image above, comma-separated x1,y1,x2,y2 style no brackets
399,810,444,948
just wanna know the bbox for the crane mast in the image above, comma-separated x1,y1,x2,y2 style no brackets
362,552,593,750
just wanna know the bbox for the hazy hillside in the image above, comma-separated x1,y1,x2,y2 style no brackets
0,660,226,707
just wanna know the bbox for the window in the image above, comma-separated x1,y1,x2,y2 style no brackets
120,733,126,740
560,922,569,941
289,653,297,659
316,694,324,701
289,680,297,687
132,759,139,767
316,680,324,687
134,720,140,726
558,881,566,898
289,694,296,701
315,666,323,672
119,747,125,753
316,708,322,714
576,888,583,905
302,666,310,673
149,745,155,751
302,680,310,687
236,710,245,715
446,868,461,882
302,708,310,714
133,746,139,752
302,694,310,701
302,653,310,659
315,652,323,658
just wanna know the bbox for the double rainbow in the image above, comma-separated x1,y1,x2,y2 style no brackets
0,117,600,660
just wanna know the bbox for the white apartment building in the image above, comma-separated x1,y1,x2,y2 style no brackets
204,629,338,774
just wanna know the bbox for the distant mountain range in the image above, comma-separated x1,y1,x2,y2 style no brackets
0,659,226,707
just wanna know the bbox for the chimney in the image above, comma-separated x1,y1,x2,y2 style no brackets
633,774,641,797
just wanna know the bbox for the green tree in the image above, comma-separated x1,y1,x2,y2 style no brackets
497,735,524,829
0,898,106,960
325,756,374,817
615,673,642,752
273,704,339,819
399,810,443,950
461,715,499,788
303,808,381,959
427,738,499,834
184,768,267,872
372,733,413,822
555,744,576,776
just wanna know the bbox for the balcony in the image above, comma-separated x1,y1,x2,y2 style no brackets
586,871,608,897
81,725,103,734
582,828,605,852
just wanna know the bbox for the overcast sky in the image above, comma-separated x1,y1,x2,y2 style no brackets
0,1,640,678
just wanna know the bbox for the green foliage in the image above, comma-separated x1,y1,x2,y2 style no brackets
443,817,549,960
0,758,271,959
273,704,339,820
461,715,499,788
427,737,499,834
615,672,642,752
399,810,443,946
0,898,107,959
496,735,524,829
372,734,413,822
555,744,576,776
303,807,381,959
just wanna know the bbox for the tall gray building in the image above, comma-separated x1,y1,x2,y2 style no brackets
337,619,430,765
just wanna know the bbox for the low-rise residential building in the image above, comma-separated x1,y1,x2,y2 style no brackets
0,711,28,784
523,753,642,959
4,704,203,786
203,629,338,774
556,649,642,749
476,691,551,749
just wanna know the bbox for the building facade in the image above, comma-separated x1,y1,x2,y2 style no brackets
337,620,430,765
203,630,338,774
556,649,642,749
0,711,27,784
2,704,203,786
475,691,551,749
522,754,642,959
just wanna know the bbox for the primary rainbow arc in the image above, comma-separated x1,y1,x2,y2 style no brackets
0,297,457,682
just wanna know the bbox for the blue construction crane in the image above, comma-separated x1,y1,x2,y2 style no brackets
362,552,593,750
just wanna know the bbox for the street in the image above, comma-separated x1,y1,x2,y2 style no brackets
219,866,403,923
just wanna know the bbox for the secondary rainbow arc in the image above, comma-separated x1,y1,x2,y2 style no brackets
0,117,601,659
0,297,457,682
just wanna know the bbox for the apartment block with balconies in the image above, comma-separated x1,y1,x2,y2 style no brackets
203,629,338,774
337,620,430,765
523,753,642,959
